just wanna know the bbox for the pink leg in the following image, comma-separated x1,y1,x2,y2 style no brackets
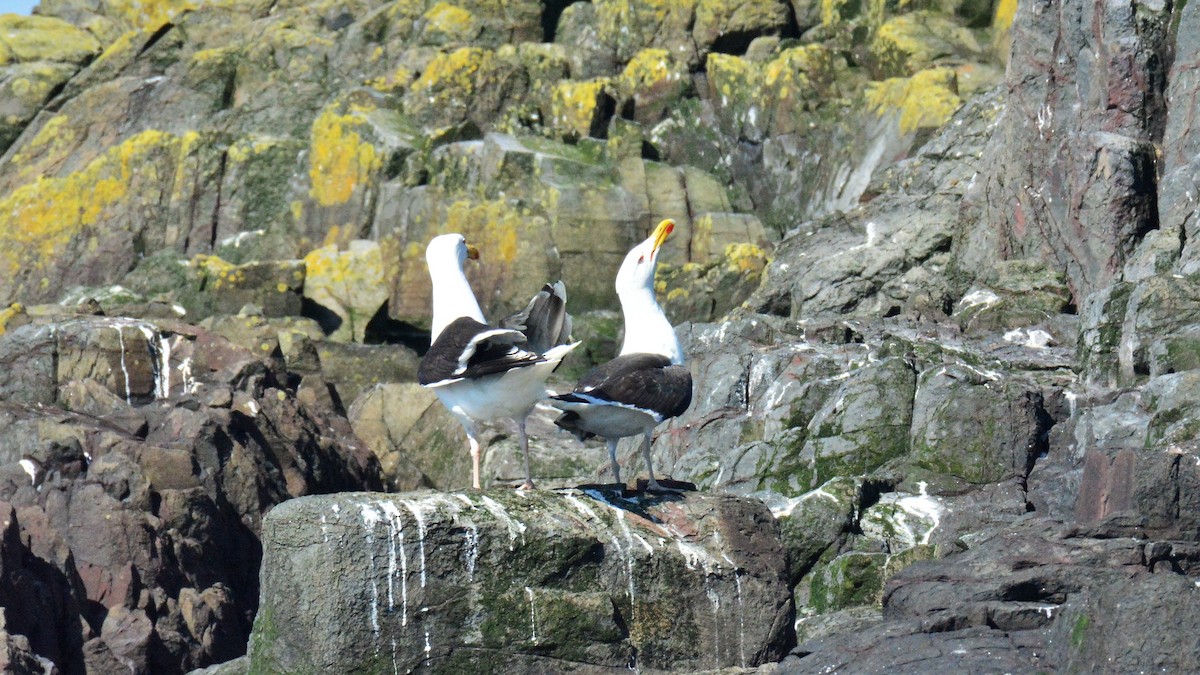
469,434,482,490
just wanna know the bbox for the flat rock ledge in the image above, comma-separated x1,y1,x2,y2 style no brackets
247,488,794,673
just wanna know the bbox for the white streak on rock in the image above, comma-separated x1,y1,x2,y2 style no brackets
525,586,539,645
359,503,382,639
479,495,526,550
114,325,132,404
958,289,1000,308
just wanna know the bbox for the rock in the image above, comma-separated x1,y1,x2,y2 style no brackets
867,13,983,78
310,341,420,409
249,488,794,673
797,356,916,490
906,363,1050,490
958,0,1171,303
0,313,382,673
302,240,391,342
0,14,102,154
952,260,1071,335
659,242,770,323
612,48,690,127
746,135,966,320
593,0,699,68
693,0,793,55
1158,0,1200,274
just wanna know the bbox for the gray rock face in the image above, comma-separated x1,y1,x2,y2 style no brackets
249,489,793,673
958,0,1170,304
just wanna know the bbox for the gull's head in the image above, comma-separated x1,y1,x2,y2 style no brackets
616,219,674,295
426,233,480,270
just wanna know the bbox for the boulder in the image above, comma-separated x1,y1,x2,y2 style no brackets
249,488,794,672
302,240,391,343
0,312,382,673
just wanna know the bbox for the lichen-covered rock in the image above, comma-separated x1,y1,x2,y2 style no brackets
613,48,689,126
546,77,613,140
302,240,390,343
594,0,699,67
0,128,222,305
867,12,983,78
659,242,770,323
186,255,306,320
692,0,793,55
0,61,79,153
0,14,101,64
249,488,794,673
864,67,963,135
705,46,842,143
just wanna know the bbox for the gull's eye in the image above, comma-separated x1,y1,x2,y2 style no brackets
638,255,645,264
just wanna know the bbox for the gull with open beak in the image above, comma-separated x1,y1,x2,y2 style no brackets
549,219,693,490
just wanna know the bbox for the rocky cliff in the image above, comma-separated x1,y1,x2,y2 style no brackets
0,0,1198,673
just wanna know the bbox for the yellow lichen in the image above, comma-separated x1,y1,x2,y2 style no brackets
11,114,75,176
621,48,674,89
106,0,196,32
308,107,381,207
90,30,140,71
763,45,836,102
549,78,612,140
723,242,768,275
871,12,981,76
0,130,192,284
367,65,416,93
421,2,477,42
820,0,849,26
0,15,102,64
993,0,1018,31
411,47,491,95
303,240,389,342
865,67,962,134
0,303,25,337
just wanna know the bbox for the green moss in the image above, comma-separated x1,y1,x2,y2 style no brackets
1070,614,1090,650
808,551,887,613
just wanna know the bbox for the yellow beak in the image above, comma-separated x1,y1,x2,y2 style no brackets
466,244,480,260
651,218,675,254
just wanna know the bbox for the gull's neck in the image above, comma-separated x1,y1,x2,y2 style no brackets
618,284,684,364
430,261,485,342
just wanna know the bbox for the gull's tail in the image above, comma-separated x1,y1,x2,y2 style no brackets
501,281,573,355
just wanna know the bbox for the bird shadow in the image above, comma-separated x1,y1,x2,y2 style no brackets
562,479,698,525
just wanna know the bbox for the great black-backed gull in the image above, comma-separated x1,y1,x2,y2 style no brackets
550,219,693,490
418,233,577,490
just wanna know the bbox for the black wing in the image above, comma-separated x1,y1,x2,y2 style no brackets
557,353,693,420
499,281,572,354
419,317,542,386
